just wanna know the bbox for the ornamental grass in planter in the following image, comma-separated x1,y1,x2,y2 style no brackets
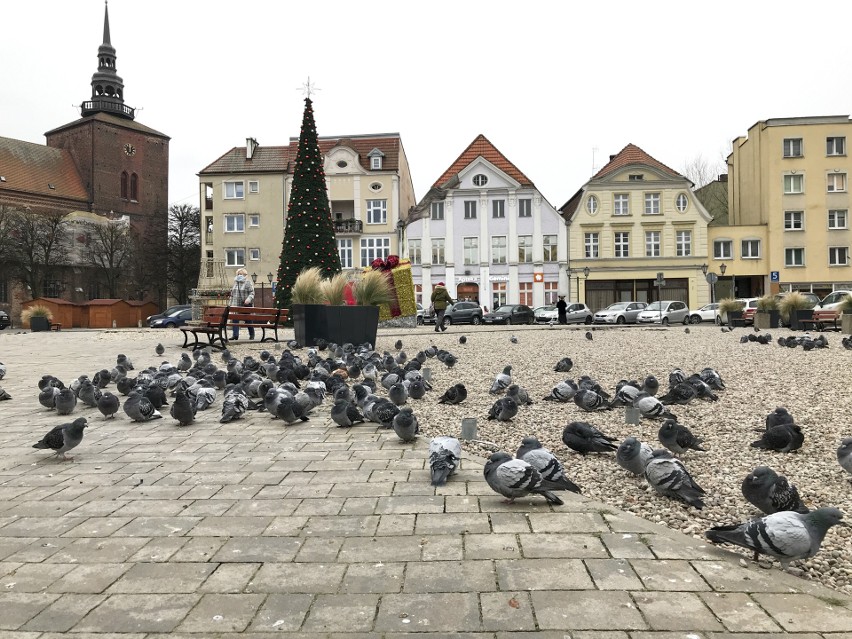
21,305,53,331
319,272,350,306
755,294,780,329
778,291,813,329
717,298,744,324
351,269,393,307
838,294,852,334
290,267,326,305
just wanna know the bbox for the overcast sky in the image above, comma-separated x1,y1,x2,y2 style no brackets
3,1,851,211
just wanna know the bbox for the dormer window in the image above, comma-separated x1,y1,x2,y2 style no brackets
473,174,488,187
371,156,382,170
628,174,644,181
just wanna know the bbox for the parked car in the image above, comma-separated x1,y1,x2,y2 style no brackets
0,310,10,330
738,298,761,325
150,308,193,328
813,290,852,320
416,303,424,325
423,301,483,326
637,300,690,325
536,302,594,324
147,304,191,327
593,301,647,324
689,303,719,324
534,305,558,323
483,304,535,325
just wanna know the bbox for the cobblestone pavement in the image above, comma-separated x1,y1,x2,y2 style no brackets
0,328,851,637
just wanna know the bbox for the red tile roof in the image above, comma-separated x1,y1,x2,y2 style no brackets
198,146,291,175
0,136,89,202
432,134,534,189
592,143,685,181
45,112,169,139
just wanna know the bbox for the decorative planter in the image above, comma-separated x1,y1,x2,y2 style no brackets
727,310,744,327
755,310,780,329
29,316,51,332
842,313,852,334
291,304,380,347
789,309,813,331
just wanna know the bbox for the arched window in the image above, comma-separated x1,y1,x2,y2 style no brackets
120,171,128,199
130,173,138,201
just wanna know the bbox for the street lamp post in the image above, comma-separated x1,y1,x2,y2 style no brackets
267,272,273,305
701,263,712,304
720,263,728,299
251,272,259,305
582,266,590,304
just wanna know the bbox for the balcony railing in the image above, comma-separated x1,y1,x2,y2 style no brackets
334,219,363,234
81,100,135,119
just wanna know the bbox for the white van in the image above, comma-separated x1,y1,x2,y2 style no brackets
813,290,852,321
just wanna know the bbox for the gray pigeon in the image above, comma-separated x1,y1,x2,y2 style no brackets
487,396,518,422
585,331,593,341
429,436,461,486
616,437,654,475
742,466,808,515
77,380,101,408
633,392,676,420
0,361,5,380
641,375,660,396
32,417,88,460
97,391,120,419
506,384,533,406
489,365,513,394
751,423,804,453
838,438,852,476
542,379,578,402
177,353,192,372
765,407,795,430
220,389,250,423
0,387,11,401
644,449,705,509
54,388,78,415
408,379,427,400
515,437,581,494
330,399,365,428
437,383,467,405
483,451,564,505
388,383,408,407
562,421,617,455
38,386,60,410
573,388,611,412
123,392,162,422
658,419,706,455
392,406,418,442
116,354,134,371
706,507,846,568
509,335,518,344
194,386,217,411
155,343,165,356
170,389,197,427
276,395,308,425
553,357,574,373
658,382,697,405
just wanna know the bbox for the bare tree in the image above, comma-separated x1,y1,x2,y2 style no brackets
681,152,727,188
682,152,729,224
5,207,71,298
82,216,135,298
167,204,201,304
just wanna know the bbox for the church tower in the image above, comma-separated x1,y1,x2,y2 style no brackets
82,0,133,120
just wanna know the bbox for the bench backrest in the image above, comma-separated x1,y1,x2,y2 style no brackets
227,306,288,325
202,306,229,327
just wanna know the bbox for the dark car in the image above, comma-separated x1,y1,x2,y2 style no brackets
147,304,191,327
483,304,535,325
0,310,10,330
424,301,484,327
150,308,193,328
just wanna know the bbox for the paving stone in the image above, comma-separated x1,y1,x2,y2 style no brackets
376,514,416,536
585,558,645,590
0,562,75,592
294,536,343,562
61,516,135,537
489,512,531,533
481,591,536,631
20,593,106,632
175,593,265,632
420,534,464,561
630,559,711,591
74,593,199,633
0,592,60,630
690,560,801,593
248,594,313,632
530,591,647,630
518,533,608,558
286,483,334,498
699,592,783,632
211,537,301,563
47,537,151,563
114,516,200,537
751,593,852,632
527,512,608,533
127,536,189,562
263,515,308,536
496,558,593,590
248,561,346,594
600,532,656,558
302,593,379,632
464,533,522,560
302,515,379,537
375,592,480,632
190,515,274,537
198,562,260,594
415,512,491,534
632,591,724,631
0,517,85,537
340,497,379,515
338,535,423,563
170,536,226,562
107,562,216,593
112,500,190,517
330,481,393,497
47,563,130,594
404,559,496,592
341,561,405,593
376,495,445,514
645,534,731,561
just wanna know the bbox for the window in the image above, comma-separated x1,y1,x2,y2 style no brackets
584,232,599,258
645,231,660,257
714,239,732,259
224,214,245,232
0,279,8,303
130,173,138,201
120,171,128,199
430,202,444,221
338,239,353,268
586,195,598,214
249,248,260,261
225,248,245,267
628,174,644,181
492,200,505,218
827,137,846,156
741,239,761,258
415,284,422,306
369,182,382,192
783,138,803,158
614,194,629,215
224,181,244,199
519,282,533,307
785,247,805,267
248,181,259,194
827,173,847,192
360,237,390,266
371,156,382,170
518,235,533,262
43,280,61,298
464,201,477,219
431,239,445,264
829,246,849,266
366,200,387,224
675,193,688,212
829,209,848,229
676,230,692,257
542,234,557,262
492,282,507,307
615,232,630,258
491,236,506,264
248,214,260,228
408,239,421,265
463,237,479,265
544,281,558,304
473,174,488,187
518,198,532,218
644,193,660,215
784,174,804,194
784,210,804,230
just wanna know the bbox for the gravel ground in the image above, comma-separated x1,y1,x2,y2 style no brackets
388,322,852,594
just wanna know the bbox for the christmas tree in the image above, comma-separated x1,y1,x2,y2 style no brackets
274,97,341,308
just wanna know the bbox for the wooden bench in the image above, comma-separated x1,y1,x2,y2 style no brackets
50,323,62,331
180,306,229,349
222,306,289,343
798,317,839,332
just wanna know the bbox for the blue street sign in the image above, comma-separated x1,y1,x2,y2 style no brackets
770,271,780,282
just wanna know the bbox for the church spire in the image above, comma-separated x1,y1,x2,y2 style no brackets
82,1,135,120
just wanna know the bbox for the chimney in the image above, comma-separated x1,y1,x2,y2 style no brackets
246,138,258,160
719,173,728,182
609,154,617,162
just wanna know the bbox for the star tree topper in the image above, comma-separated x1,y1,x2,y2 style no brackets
298,77,321,98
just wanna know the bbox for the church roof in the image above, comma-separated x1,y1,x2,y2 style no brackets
591,143,684,181
432,134,534,188
44,112,169,139
0,136,89,201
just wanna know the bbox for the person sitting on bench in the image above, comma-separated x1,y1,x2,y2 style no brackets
229,268,255,341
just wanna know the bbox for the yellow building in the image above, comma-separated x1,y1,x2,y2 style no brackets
561,144,713,310
720,115,852,298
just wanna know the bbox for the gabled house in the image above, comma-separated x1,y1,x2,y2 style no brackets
405,134,568,310
560,144,713,311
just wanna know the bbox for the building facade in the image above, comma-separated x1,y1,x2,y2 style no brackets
561,144,713,311
714,115,852,299
405,135,568,310
197,134,415,303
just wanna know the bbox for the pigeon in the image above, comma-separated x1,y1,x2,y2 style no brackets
742,466,809,515
765,407,795,431
116,354,134,371
751,423,804,453
561,421,617,455
542,379,578,402
372,399,400,428
616,437,655,475
330,399,365,428
506,384,533,406
429,436,461,486
644,449,705,509
170,389,197,427
658,382,697,405
177,353,192,372
609,382,641,408
54,388,78,415
585,331,593,341
0,361,5,380
573,388,611,412
489,365,513,394
123,392,162,422
194,386,217,411
77,380,101,408
641,375,660,396
38,386,60,410
509,335,518,344
516,437,581,494
685,375,720,401
684,327,690,334
839,438,852,476
437,383,467,405
32,417,88,461
483,452,564,505
458,335,467,345
658,419,706,454
487,396,518,422
388,383,408,407
392,406,419,442
97,391,120,419
0,387,11,401
553,357,574,373
633,392,676,420
276,396,309,425
220,388,251,423
156,343,165,356
699,367,726,390
394,339,403,350
705,507,846,568
408,379,427,400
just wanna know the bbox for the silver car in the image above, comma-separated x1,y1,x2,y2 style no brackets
593,301,647,324
637,300,690,325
